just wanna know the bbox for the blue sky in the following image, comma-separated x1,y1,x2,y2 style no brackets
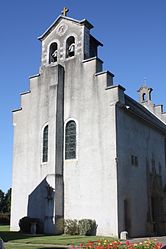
0,0,166,192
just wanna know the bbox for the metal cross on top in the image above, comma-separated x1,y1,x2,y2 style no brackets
61,7,69,16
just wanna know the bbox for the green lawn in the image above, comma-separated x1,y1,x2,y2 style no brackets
5,245,44,249
0,225,115,249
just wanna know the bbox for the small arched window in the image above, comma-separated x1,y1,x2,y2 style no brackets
66,36,75,58
65,120,76,159
42,125,48,162
49,42,58,63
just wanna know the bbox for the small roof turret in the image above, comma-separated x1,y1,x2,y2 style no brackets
137,85,153,103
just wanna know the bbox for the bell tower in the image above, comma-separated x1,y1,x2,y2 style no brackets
38,9,103,69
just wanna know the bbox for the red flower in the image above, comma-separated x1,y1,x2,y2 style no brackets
126,241,130,246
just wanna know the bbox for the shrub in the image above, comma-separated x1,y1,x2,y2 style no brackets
64,219,97,235
19,216,43,234
64,219,79,235
19,217,31,233
0,212,10,225
78,219,97,235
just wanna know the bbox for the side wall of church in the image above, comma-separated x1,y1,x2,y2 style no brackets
116,105,166,237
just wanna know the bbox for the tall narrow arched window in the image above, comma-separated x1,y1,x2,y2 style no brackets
49,42,58,63
66,36,75,58
65,120,76,159
42,125,48,163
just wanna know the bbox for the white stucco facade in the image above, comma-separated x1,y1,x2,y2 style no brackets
10,14,166,237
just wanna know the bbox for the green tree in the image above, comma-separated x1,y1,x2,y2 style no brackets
0,189,5,212
0,188,11,213
3,188,11,213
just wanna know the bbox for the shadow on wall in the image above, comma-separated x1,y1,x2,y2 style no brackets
27,176,55,234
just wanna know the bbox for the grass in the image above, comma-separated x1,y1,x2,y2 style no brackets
0,225,115,249
5,245,44,249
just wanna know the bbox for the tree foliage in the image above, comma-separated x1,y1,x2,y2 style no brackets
0,188,11,213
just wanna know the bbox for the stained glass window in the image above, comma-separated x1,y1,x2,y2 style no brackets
42,125,48,162
65,121,76,159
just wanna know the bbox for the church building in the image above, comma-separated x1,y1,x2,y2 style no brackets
10,10,166,237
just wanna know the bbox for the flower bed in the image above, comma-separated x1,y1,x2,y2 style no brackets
72,239,163,249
